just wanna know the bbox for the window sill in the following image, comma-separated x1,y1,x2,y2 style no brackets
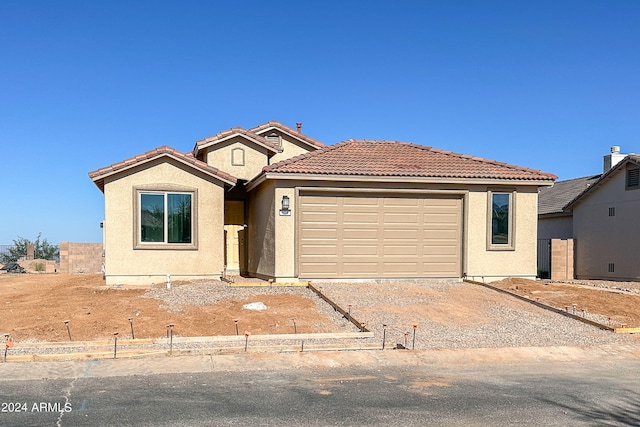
134,243,198,250
487,245,515,251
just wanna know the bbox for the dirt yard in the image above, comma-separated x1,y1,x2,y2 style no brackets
491,278,640,327
1,273,639,344
0,274,344,342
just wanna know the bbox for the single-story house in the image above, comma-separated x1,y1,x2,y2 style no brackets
89,121,556,285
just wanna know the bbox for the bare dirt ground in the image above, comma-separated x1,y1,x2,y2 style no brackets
0,274,343,342
2,273,639,346
490,278,640,327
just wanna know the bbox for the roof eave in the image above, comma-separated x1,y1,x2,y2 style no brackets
89,152,237,188
194,133,281,157
246,172,554,191
564,155,640,211
252,125,325,150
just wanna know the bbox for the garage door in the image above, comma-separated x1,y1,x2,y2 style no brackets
298,193,462,279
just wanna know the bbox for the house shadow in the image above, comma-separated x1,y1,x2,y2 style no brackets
539,388,640,426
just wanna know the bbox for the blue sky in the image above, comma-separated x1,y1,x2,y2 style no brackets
1,1,639,244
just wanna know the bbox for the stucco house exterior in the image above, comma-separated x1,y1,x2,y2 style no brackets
89,121,556,285
563,154,640,280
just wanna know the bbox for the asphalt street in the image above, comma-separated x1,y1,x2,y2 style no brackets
0,352,639,426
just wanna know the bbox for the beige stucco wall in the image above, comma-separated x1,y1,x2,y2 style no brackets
251,179,540,282
274,186,296,280
465,186,539,282
573,168,640,280
102,158,225,285
204,138,270,181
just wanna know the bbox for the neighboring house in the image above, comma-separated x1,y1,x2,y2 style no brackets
564,154,640,280
538,146,640,281
538,174,600,239
89,121,556,285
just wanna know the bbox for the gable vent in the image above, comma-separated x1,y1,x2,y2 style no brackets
627,168,640,189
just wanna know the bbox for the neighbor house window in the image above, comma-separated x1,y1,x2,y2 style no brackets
488,191,515,250
626,168,639,189
140,192,192,244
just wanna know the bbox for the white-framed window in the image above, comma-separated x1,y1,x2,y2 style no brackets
139,192,192,244
487,190,515,250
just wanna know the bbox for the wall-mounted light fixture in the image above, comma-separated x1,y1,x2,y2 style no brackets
280,195,291,216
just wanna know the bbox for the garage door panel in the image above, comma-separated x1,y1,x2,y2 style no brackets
383,212,419,224
343,245,378,256
343,262,379,274
299,194,461,278
383,262,419,274
300,228,338,239
423,229,459,239
343,228,378,239
300,262,339,275
385,197,420,206
423,244,458,255
383,245,419,256
383,229,420,240
343,212,379,224
423,213,460,223
342,197,380,207
302,246,338,256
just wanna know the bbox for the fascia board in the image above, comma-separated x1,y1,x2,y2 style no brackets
93,153,236,187
246,172,554,190
196,134,280,155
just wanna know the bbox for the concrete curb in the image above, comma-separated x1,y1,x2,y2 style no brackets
2,332,377,363
464,279,626,332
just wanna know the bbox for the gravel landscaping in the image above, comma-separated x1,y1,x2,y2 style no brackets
312,280,639,350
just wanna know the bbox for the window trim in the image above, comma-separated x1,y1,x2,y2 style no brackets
487,189,516,251
231,147,245,166
133,185,198,250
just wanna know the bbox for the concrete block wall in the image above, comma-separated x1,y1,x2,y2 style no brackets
551,239,574,281
59,242,103,274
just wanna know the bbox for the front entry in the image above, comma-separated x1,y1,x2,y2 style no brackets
224,200,246,274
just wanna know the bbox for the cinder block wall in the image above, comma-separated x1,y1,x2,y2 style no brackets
59,242,103,274
551,239,574,281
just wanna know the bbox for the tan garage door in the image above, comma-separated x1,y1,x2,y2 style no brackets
298,193,462,279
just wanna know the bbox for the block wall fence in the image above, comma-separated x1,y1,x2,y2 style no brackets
59,242,103,274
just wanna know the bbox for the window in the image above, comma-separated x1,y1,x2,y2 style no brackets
609,207,615,217
140,192,192,244
488,191,515,250
608,263,615,273
626,168,639,189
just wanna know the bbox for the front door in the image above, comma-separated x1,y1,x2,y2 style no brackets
224,201,245,274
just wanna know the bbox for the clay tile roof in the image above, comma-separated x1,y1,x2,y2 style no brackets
194,127,280,154
538,174,601,215
250,120,326,149
88,145,237,191
262,140,557,182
